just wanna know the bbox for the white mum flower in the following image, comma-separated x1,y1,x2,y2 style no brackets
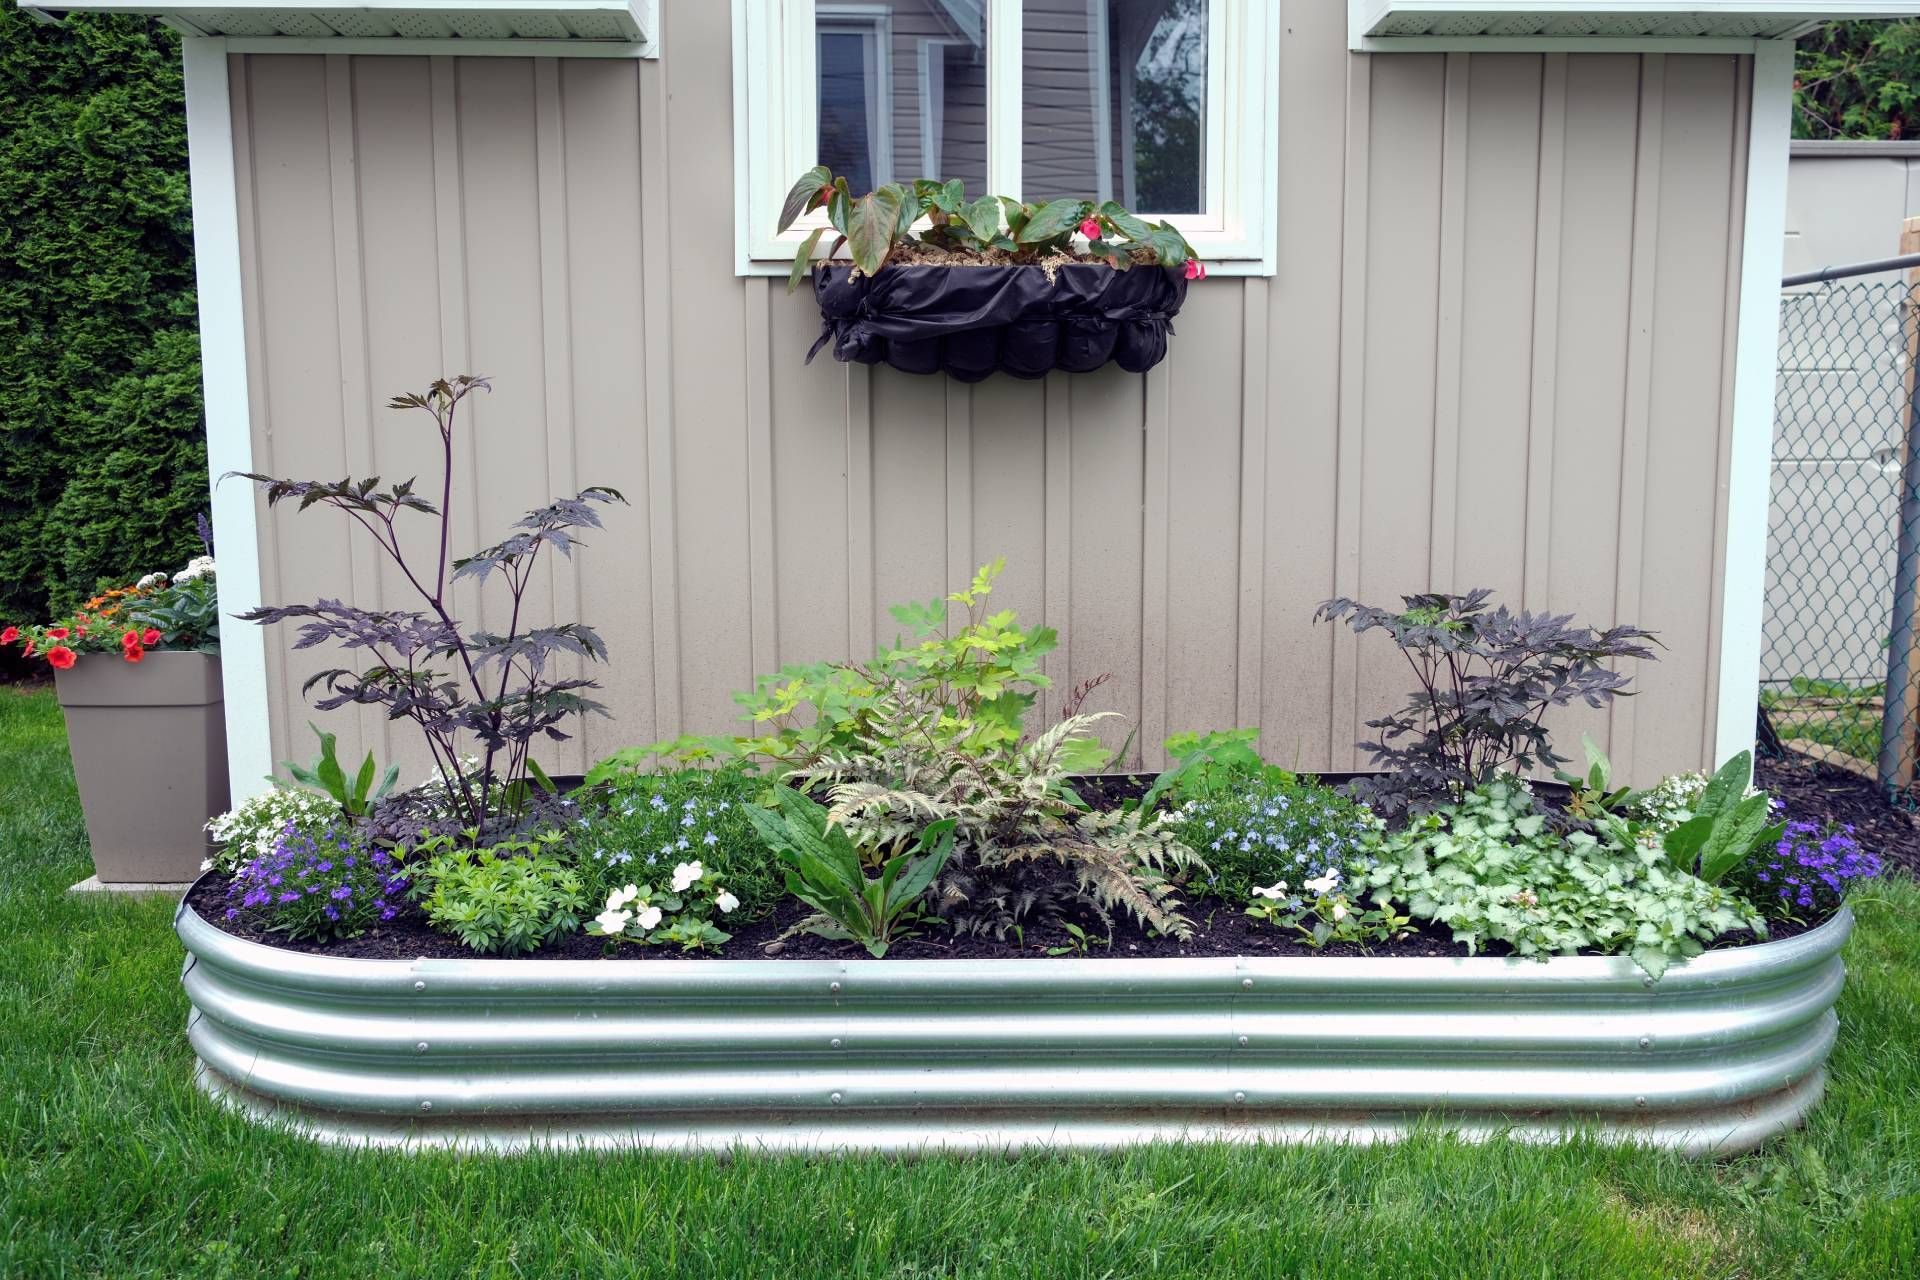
714,890,739,914
594,908,631,936
670,860,704,892
1250,882,1289,900
635,905,664,931
1303,871,1340,896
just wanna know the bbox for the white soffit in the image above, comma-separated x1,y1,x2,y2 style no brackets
1354,1,1920,45
16,0,653,45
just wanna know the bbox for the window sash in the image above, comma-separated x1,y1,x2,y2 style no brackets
733,0,1276,273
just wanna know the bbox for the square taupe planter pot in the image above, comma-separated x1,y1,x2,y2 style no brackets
56,651,229,883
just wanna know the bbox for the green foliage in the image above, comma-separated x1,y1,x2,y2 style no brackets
1661,751,1785,885
0,12,206,634
742,786,955,958
569,763,783,920
279,723,400,821
1141,727,1294,814
1359,778,1764,980
737,558,1104,769
1794,20,1920,139
584,868,736,954
409,831,587,955
125,570,218,652
777,168,1198,285
1172,775,1380,905
804,711,1205,940
1243,867,1413,952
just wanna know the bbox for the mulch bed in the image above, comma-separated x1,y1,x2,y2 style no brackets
183,872,1817,966
1758,751,1920,878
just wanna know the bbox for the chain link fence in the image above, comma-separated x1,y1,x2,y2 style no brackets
1765,277,1920,797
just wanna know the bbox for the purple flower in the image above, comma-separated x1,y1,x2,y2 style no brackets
1742,819,1882,918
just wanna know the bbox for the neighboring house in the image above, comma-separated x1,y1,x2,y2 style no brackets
1766,141,1920,689
19,0,1917,794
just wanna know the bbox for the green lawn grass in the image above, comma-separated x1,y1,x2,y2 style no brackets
2,684,1918,1279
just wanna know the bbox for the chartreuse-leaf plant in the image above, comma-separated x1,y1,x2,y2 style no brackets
776,166,1200,289
743,785,955,958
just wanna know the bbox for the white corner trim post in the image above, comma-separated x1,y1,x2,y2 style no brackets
183,38,272,802
1716,38,1794,768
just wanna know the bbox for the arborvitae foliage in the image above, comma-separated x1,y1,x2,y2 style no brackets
1795,20,1920,140
0,9,204,637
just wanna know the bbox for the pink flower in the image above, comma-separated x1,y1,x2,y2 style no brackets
1183,259,1207,281
1079,217,1102,241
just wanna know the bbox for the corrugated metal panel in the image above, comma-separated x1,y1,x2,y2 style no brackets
177,900,1852,1155
230,3,1748,785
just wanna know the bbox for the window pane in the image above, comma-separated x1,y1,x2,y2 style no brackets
819,30,876,192
1022,0,1208,215
815,7,990,197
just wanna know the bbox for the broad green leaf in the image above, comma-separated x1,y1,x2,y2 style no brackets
777,164,831,233
848,187,904,275
787,226,826,293
1017,198,1091,245
1098,201,1153,240
527,757,557,795
352,750,377,806
1697,793,1774,883
827,181,853,235
1696,750,1753,820
935,179,965,212
962,195,1002,243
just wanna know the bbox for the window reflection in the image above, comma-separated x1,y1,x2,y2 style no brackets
1024,0,1208,214
817,2,989,199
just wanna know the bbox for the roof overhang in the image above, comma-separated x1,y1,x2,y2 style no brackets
16,0,656,53
1351,1,1920,50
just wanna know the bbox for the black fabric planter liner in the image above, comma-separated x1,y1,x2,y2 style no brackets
809,262,1188,381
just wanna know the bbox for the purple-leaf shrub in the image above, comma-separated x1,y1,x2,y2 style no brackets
1315,589,1659,815
222,821,409,942
227,376,626,832
1736,820,1883,920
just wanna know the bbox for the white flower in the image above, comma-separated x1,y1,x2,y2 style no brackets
1303,871,1340,896
670,860,704,892
594,908,631,936
635,904,664,931
714,890,739,914
199,858,214,873
1330,900,1349,921
171,555,217,584
1250,882,1289,900
136,571,168,591
607,883,640,911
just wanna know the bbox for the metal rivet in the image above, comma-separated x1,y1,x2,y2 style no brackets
1233,1091,1247,1104
420,1100,433,1113
1237,1035,1249,1048
1638,1036,1652,1050
829,981,842,995
829,1091,843,1105
416,1041,430,1054
413,980,427,992
1642,977,1656,989
830,1037,843,1049
1634,1096,1647,1108
1241,977,1253,990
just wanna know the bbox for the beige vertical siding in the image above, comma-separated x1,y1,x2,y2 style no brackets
230,2,1748,786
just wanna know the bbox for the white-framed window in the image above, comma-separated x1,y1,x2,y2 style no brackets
732,0,1279,275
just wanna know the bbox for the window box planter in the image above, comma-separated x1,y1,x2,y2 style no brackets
175,890,1849,1156
808,262,1189,382
58,652,228,884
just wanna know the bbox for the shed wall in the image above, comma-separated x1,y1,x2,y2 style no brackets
229,3,1749,785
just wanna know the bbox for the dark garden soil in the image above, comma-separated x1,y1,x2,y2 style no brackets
184,868,1820,967
1758,751,1920,878
187,766,1852,965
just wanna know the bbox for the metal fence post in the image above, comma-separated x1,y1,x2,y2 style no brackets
1880,312,1920,793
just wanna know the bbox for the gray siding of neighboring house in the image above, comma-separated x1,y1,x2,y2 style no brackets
226,0,1750,787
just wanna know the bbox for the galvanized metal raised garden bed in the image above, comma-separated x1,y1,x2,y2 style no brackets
176,897,1852,1157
